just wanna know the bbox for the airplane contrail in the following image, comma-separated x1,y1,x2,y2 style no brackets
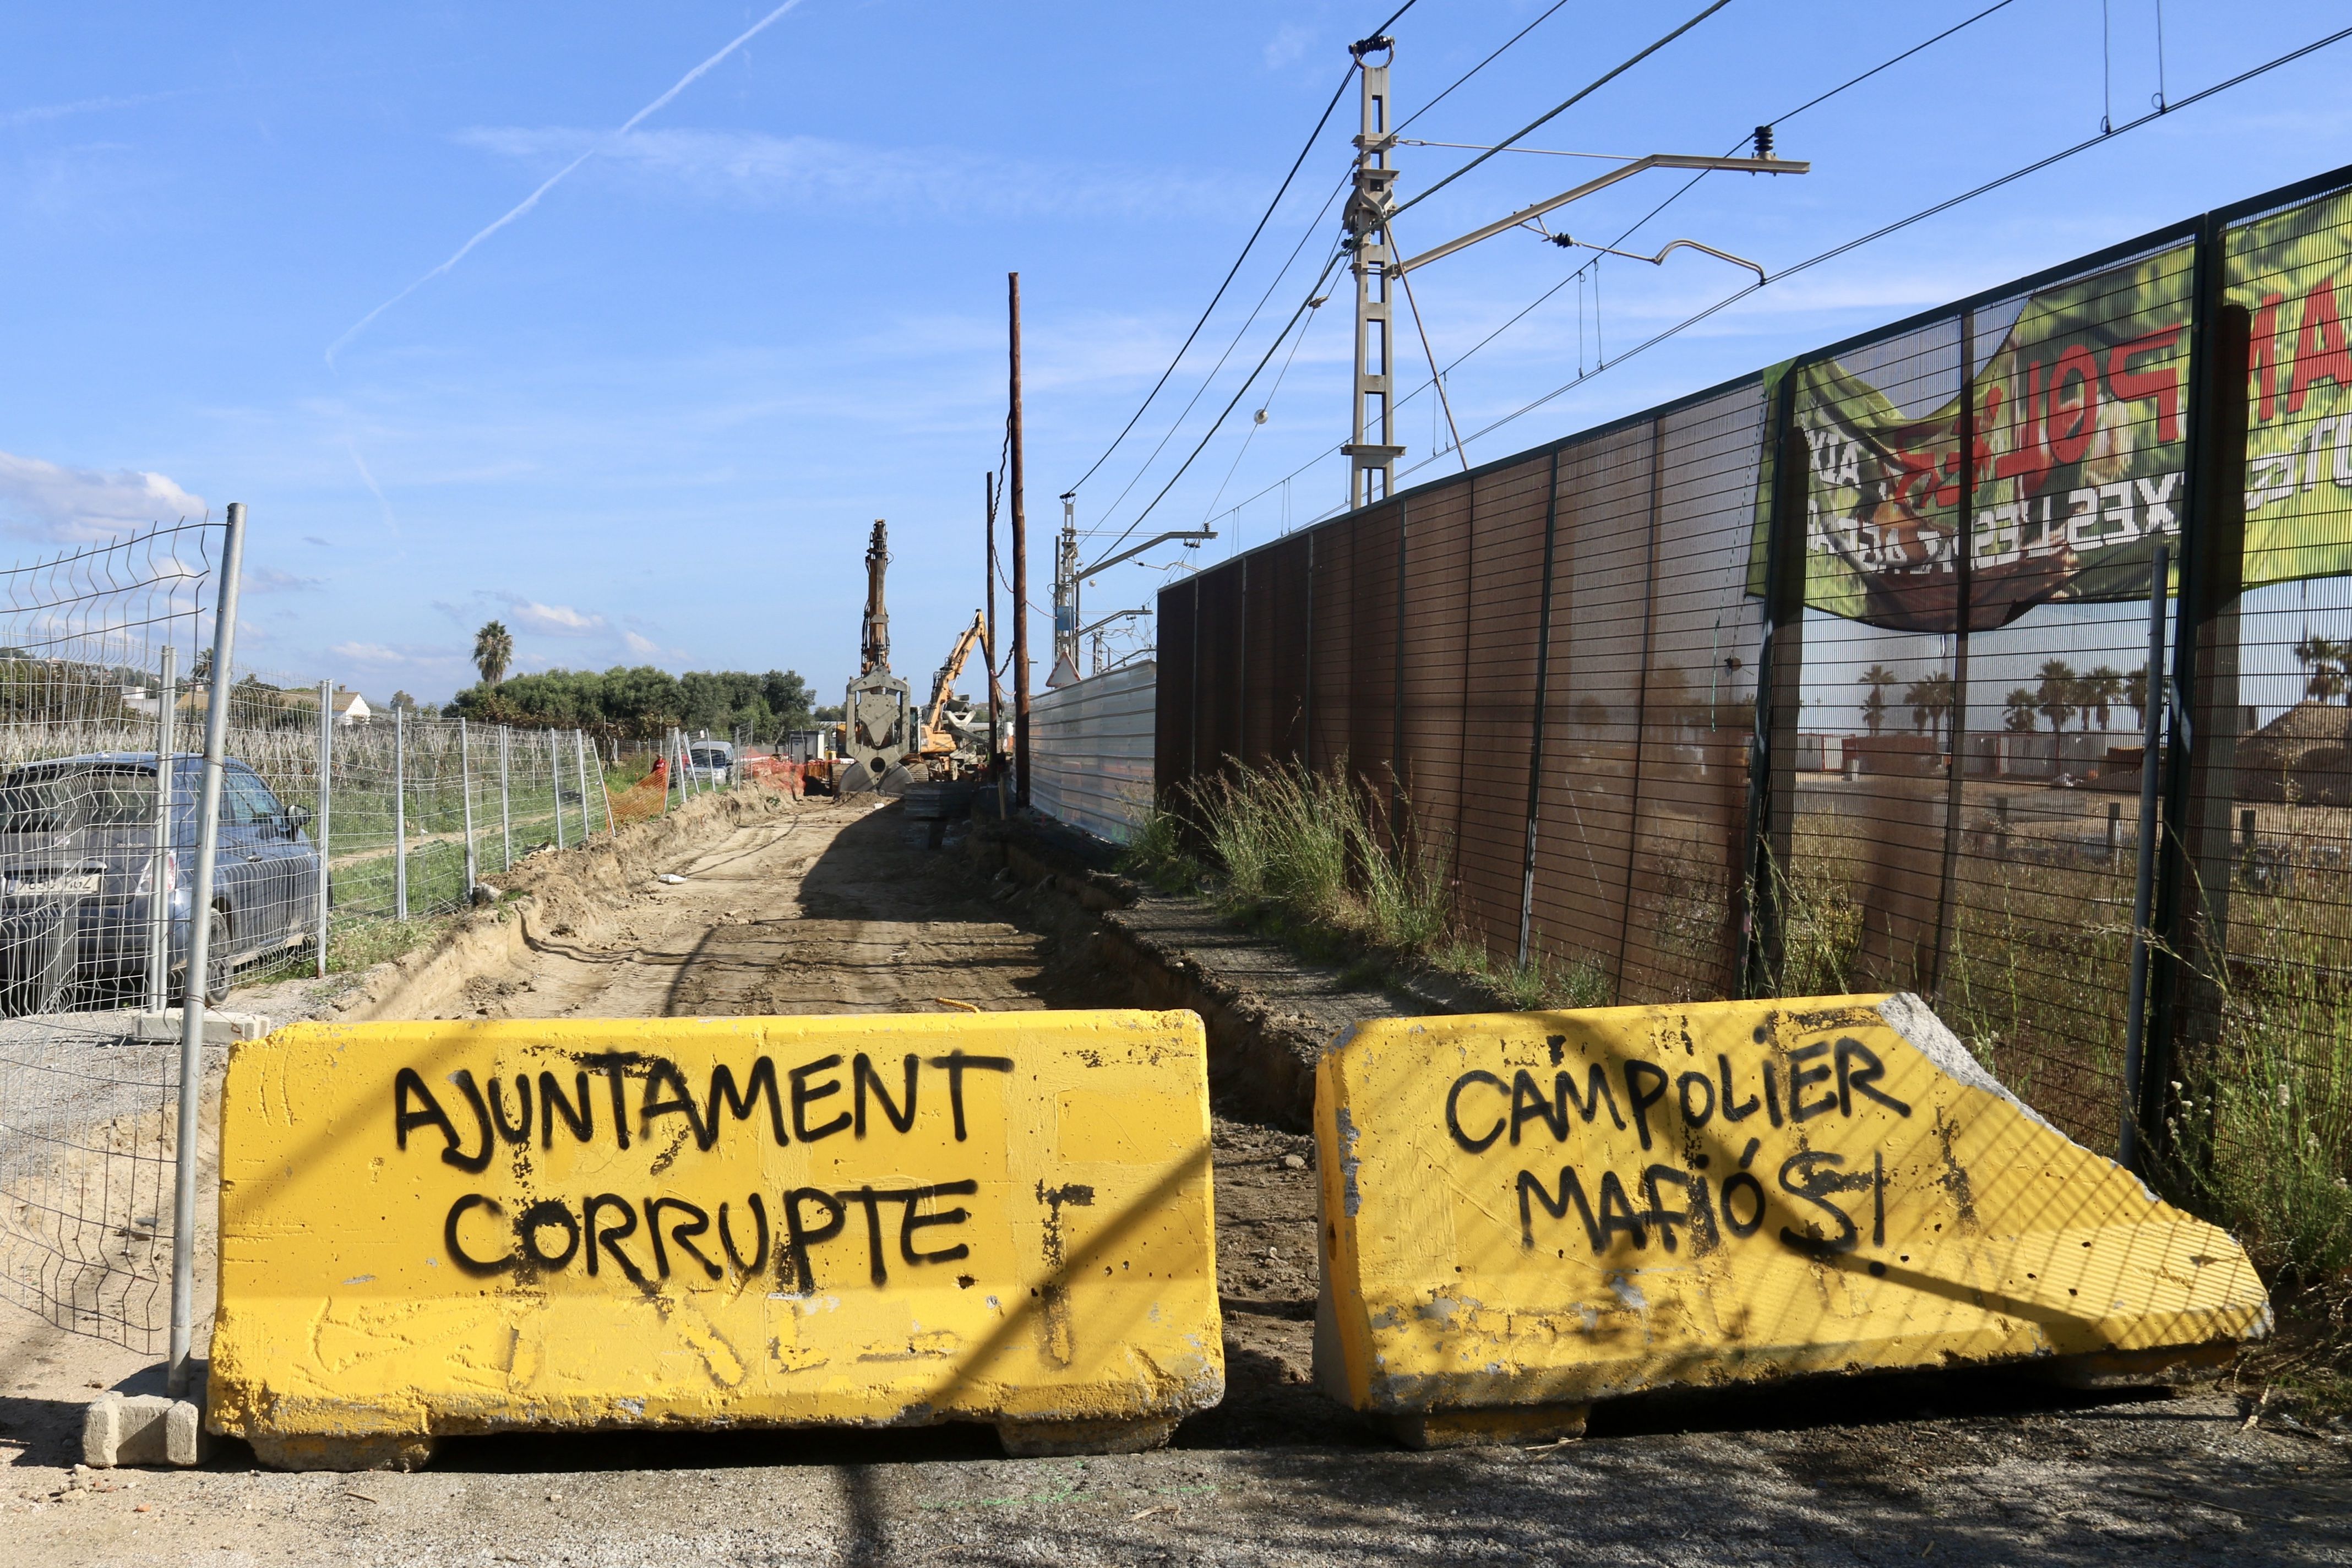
327,0,812,366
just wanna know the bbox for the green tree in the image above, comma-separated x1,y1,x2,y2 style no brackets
1857,663,1899,738
472,620,514,688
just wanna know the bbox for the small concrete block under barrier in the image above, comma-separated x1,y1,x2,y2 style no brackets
133,1010,267,1044
1313,993,2269,1447
209,1010,1222,1469
83,1393,205,1467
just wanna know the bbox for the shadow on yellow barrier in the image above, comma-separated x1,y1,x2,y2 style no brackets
1312,993,2268,1449
209,1010,1221,1470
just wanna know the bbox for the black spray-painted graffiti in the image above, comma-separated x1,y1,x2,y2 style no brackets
395,1047,1015,1294
1441,1031,1914,1265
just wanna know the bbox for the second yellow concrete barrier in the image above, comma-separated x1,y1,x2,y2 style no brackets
210,1010,1220,1468
1314,993,2268,1446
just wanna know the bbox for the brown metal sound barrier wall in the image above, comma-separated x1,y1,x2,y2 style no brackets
1157,164,2352,1176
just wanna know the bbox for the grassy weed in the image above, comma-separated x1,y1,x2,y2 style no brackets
1164,761,1614,1009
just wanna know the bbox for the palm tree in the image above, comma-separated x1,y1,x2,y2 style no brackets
1904,671,1957,745
2124,664,2152,733
2003,688,2040,733
472,620,514,688
2296,633,2350,705
2078,665,2124,732
1857,663,1899,738
2034,658,2078,742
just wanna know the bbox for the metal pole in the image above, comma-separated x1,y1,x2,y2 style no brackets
169,500,245,1396
2120,543,2171,1173
551,729,567,850
393,703,408,921
499,726,512,870
1010,271,1031,807
1344,38,1402,509
585,730,615,837
144,645,177,1014
573,731,594,839
459,717,477,897
315,678,332,978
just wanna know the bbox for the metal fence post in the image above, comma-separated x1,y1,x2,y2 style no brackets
394,703,408,921
575,729,605,839
551,729,567,850
170,500,245,1397
459,717,477,897
315,677,333,978
144,645,177,1014
1739,369,1810,999
1517,445,1563,971
2146,218,2252,1174
499,726,512,870
2120,545,2171,1172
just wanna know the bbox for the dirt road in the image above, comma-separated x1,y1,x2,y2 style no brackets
5,795,2349,1564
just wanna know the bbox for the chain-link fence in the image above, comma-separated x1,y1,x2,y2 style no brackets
1158,161,2352,1270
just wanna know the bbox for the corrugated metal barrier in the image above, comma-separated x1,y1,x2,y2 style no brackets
1030,662,1156,845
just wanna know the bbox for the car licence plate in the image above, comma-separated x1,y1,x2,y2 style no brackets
6,873,101,897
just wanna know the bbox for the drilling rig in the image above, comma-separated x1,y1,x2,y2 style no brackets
840,519,915,793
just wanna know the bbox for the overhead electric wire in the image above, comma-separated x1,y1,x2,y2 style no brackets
1163,0,2040,546
1084,175,1349,537
1392,0,1574,135
1388,0,1736,225
1386,0,2031,423
1063,0,1420,497
1092,248,1349,557
1386,21,2352,484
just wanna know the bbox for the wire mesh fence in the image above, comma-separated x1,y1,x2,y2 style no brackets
1157,160,2352,1267
0,522,213,1348
0,520,723,1352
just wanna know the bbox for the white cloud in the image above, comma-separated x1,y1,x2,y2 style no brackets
453,127,1240,221
502,596,605,635
621,629,661,656
330,642,404,663
0,450,207,542
1264,24,1315,70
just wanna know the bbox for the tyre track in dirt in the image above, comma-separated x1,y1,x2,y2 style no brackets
454,799,1061,1023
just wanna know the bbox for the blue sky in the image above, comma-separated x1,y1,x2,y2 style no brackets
2,1,2346,708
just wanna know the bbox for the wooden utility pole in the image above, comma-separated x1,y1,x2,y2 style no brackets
1009,271,1031,806
985,471,1005,816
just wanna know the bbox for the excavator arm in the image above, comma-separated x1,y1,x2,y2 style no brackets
919,610,988,755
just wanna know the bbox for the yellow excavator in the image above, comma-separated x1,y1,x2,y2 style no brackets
912,609,995,777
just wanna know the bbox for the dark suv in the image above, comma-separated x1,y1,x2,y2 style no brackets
0,753,321,1014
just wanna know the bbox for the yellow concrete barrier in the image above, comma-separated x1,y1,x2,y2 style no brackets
210,1010,1220,1468
1314,993,2268,1447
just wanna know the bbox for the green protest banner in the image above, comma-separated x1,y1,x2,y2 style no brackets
1747,185,2352,630
2235,187,2352,584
